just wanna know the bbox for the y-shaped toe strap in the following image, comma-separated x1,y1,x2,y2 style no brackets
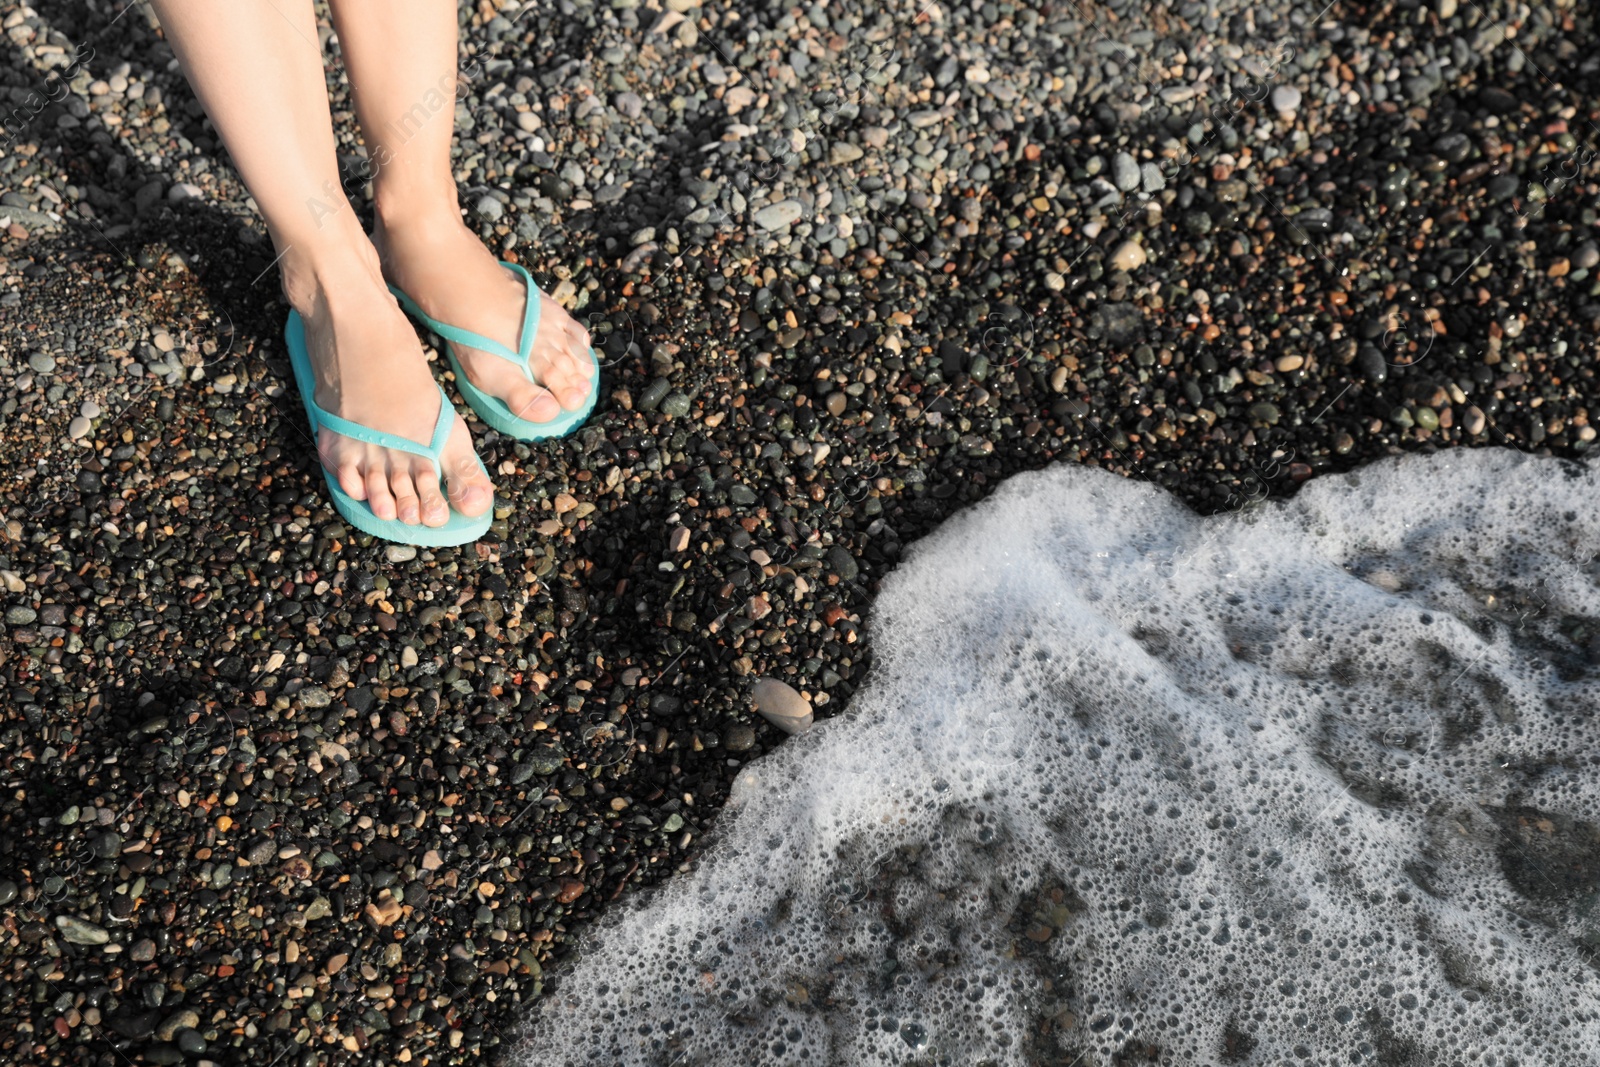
391,262,543,383
306,382,456,481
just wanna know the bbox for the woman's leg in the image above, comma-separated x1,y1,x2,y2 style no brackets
148,0,492,527
326,0,596,422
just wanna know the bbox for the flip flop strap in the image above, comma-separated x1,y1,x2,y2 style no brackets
390,261,543,380
308,382,454,478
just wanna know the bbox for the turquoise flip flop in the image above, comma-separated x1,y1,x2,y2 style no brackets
283,310,493,547
388,261,600,440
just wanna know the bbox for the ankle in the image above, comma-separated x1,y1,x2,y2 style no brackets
278,237,385,320
372,181,465,243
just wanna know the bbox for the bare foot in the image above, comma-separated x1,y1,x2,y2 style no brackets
283,238,494,527
373,212,597,425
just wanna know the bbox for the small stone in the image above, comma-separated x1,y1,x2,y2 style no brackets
155,1010,199,1042
516,111,540,132
55,915,110,945
80,400,101,418
751,677,814,735
827,545,859,581
1438,0,1458,16
325,952,349,976
473,195,504,221
6,606,37,625
1110,152,1140,192
400,646,419,668
28,352,55,374
1464,406,1486,435
754,200,804,230
298,686,332,709
829,142,864,165
386,544,417,563
613,91,644,119
1248,402,1282,425
0,879,15,905
1271,85,1302,113
167,183,203,202
1574,242,1600,270
1274,354,1304,372
129,938,156,962
660,392,691,417
1108,240,1146,272
669,527,691,553
68,416,92,440
724,724,756,752
825,392,847,416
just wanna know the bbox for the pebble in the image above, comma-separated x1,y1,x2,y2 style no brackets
80,399,101,418
167,182,204,202
754,201,804,230
28,352,55,374
386,544,418,563
1110,152,1141,192
473,195,504,221
155,1010,199,1042
1109,240,1147,272
1271,85,1302,113
751,678,814,735
68,416,92,440
55,915,110,945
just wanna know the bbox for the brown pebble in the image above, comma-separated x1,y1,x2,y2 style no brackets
825,392,847,416
325,952,349,975
556,878,586,903
669,526,690,553
751,677,814,735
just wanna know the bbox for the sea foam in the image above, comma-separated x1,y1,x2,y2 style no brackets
512,450,1600,1066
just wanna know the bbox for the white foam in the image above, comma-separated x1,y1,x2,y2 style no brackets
512,450,1600,1065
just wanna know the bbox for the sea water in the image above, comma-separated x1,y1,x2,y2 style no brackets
512,450,1600,1066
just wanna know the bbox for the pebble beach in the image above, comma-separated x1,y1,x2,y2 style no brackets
1,0,1598,1062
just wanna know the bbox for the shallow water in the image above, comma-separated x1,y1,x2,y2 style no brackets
512,450,1600,1066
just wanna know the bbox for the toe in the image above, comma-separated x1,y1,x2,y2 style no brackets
441,415,494,517
336,462,366,501
415,459,451,527
536,345,589,412
390,467,421,526
508,377,561,424
365,466,398,522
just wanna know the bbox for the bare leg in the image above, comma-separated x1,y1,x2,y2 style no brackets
149,0,492,527
327,0,596,423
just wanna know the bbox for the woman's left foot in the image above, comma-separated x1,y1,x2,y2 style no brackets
373,210,596,424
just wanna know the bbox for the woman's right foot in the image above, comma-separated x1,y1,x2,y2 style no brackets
281,236,495,528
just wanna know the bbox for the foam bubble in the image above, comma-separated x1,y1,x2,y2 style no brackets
512,451,1600,1065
